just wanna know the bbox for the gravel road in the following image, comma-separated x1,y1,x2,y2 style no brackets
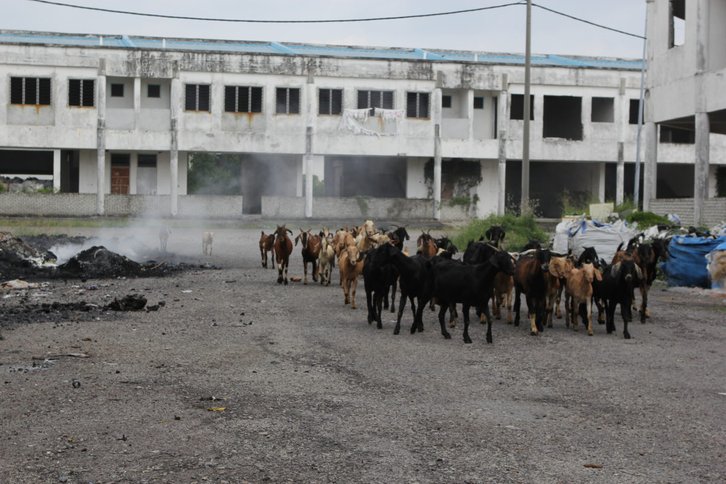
1,225,725,483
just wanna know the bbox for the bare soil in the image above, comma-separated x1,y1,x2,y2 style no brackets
1,225,725,483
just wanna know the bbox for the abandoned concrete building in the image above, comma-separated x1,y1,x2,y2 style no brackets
1,28,724,220
644,0,726,226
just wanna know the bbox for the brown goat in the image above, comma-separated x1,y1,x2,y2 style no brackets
338,243,365,309
565,262,602,336
295,229,321,284
273,225,293,285
417,232,437,258
259,231,275,269
546,256,573,327
492,273,514,324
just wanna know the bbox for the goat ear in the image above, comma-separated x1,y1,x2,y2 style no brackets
287,228,293,235
485,228,492,240
294,235,300,245
634,264,643,280
610,263,621,279
595,268,603,281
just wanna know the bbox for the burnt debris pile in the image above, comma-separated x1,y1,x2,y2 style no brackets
58,246,143,279
1,232,206,281
0,232,56,280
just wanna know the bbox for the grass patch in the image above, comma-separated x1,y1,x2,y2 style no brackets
625,211,670,228
453,214,549,252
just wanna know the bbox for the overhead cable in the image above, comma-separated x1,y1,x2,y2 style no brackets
24,0,645,39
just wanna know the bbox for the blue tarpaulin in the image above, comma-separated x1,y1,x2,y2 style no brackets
662,236,726,287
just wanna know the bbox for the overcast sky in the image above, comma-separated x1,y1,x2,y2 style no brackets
4,0,647,59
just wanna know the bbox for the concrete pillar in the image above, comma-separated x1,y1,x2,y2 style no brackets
597,162,606,203
616,142,625,205
694,112,710,226
133,77,141,129
170,71,181,216
693,0,710,227
304,75,315,218
52,149,61,193
616,78,627,206
96,62,106,215
433,88,442,220
466,89,475,140
497,78,509,216
643,122,657,211
129,153,137,194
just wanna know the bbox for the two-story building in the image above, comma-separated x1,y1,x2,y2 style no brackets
1,29,723,220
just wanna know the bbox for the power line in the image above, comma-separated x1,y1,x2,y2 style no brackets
532,3,645,40
24,0,645,40
24,0,526,24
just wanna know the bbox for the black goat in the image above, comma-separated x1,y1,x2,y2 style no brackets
602,258,643,339
484,225,506,248
435,236,458,259
363,244,397,329
430,250,515,344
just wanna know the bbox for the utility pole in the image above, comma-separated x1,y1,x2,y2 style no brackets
633,11,647,209
521,0,532,215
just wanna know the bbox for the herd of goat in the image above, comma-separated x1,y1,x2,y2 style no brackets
259,221,670,344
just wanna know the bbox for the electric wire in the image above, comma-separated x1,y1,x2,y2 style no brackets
23,0,645,40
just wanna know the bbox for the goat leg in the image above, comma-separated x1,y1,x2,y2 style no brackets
437,304,452,340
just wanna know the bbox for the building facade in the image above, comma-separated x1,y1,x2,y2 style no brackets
645,0,726,226
1,29,723,220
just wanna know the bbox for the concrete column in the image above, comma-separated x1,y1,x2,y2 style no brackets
304,75,315,218
616,142,625,205
597,162,606,203
96,62,106,215
616,78,627,205
129,153,138,195
170,71,181,216
52,149,61,193
433,88,442,220
466,89,475,140
694,112,710,226
497,78,509,216
133,77,141,129
693,0,710,227
643,121,657,211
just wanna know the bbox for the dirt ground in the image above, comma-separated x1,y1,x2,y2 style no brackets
1,223,725,483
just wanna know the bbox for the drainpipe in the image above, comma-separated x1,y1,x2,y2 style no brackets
497,73,509,216
304,73,314,218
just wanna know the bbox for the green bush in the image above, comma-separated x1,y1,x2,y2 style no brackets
453,214,549,252
625,210,670,228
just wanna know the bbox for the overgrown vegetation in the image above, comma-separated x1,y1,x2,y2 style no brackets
625,210,670,228
187,153,241,195
560,189,595,216
453,214,549,252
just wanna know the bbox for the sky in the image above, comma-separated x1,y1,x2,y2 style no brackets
3,0,647,59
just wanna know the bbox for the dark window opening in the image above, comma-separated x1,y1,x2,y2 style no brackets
406,92,430,119
318,88,343,115
276,87,300,114
591,97,614,122
660,125,695,144
629,99,644,125
510,94,534,120
69,79,95,107
147,84,161,98
357,90,394,114
442,95,452,109
543,95,583,140
110,83,124,97
669,0,686,48
185,84,211,112
10,77,51,105
225,86,263,113
473,96,484,110
137,154,157,167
